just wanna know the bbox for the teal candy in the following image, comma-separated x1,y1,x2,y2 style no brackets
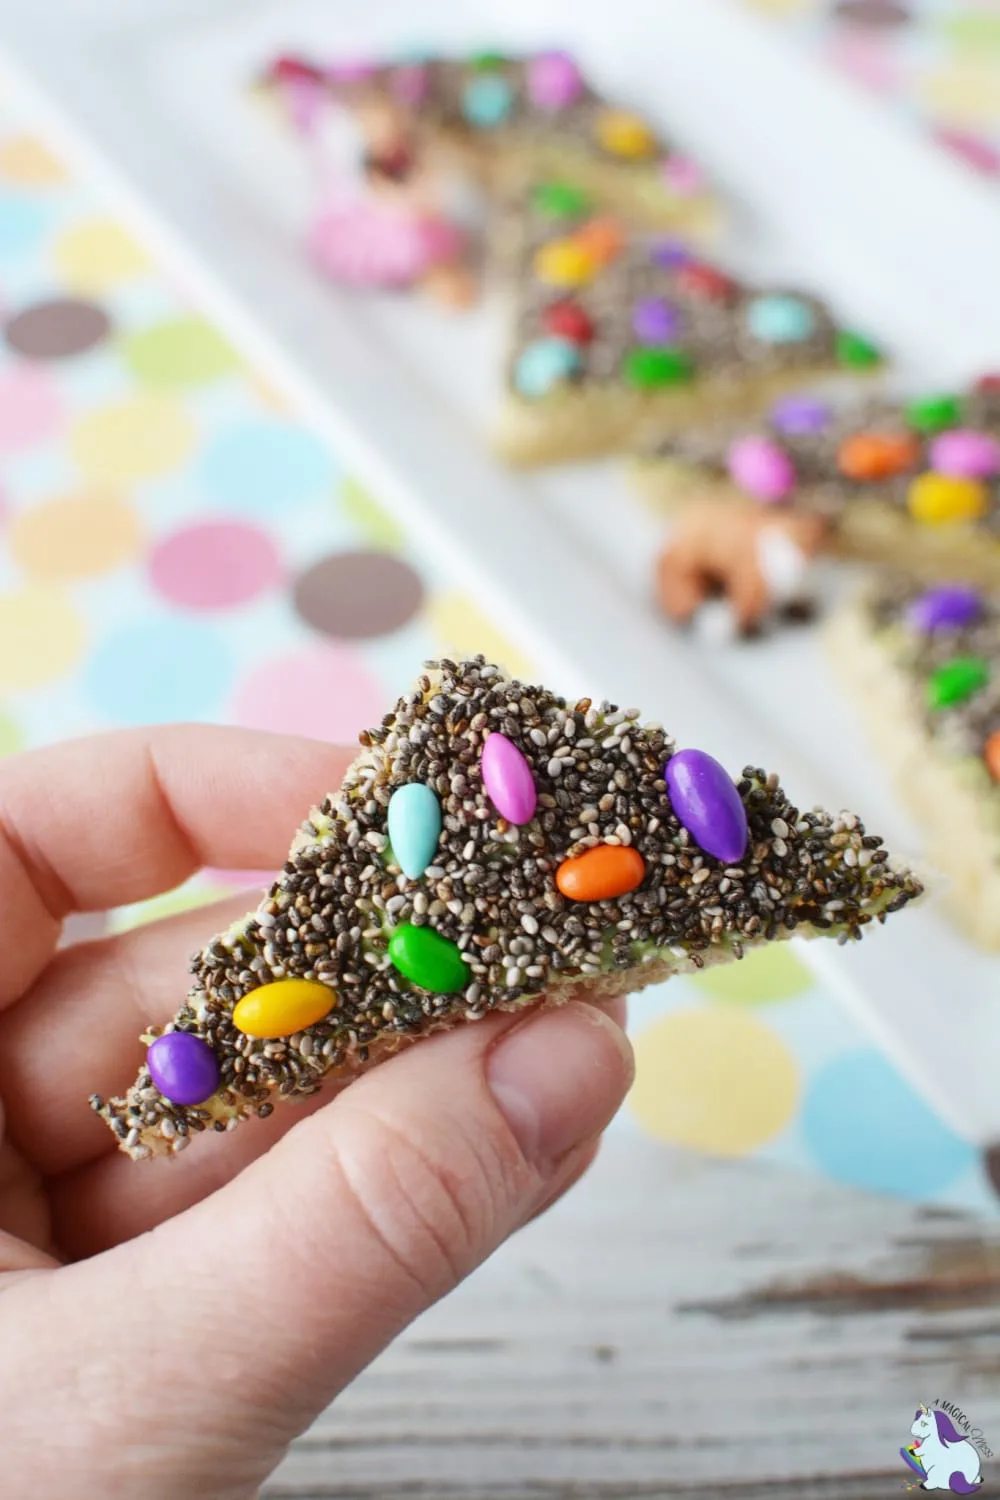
513,337,581,397
462,74,515,127
387,782,442,879
388,924,471,994
747,294,816,344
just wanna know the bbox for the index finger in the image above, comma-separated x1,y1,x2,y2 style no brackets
0,725,354,1011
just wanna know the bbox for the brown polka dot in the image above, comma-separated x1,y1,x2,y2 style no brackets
984,1144,1000,1199
5,298,110,359
834,0,910,24
293,550,424,639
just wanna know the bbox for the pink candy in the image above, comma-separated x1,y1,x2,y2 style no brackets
662,155,705,197
481,733,537,825
392,63,429,107
929,428,1000,480
527,51,583,110
727,435,797,503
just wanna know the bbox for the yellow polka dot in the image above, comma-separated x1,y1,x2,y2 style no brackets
426,591,537,682
341,477,405,549
52,217,150,292
70,396,196,483
0,134,66,185
0,711,23,757
629,1007,799,1155
0,587,84,690
9,493,142,581
920,63,1000,126
690,941,813,1004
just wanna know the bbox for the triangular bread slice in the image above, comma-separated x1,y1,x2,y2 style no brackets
93,657,922,1159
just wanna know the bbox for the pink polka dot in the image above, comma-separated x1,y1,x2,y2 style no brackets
0,366,61,450
936,128,1000,177
149,520,283,609
231,643,383,744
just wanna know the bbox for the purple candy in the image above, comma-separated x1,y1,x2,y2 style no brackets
527,50,583,110
906,584,982,634
666,748,749,864
769,394,832,436
728,434,797,502
650,237,692,270
632,297,681,344
147,1032,220,1107
481,732,537,825
929,428,1000,480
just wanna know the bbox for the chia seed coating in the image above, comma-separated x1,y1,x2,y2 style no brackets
640,385,1000,533
93,658,922,1159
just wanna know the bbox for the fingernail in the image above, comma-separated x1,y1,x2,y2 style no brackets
486,1002,634,1166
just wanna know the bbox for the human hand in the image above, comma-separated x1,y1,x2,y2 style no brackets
0,726,633,1500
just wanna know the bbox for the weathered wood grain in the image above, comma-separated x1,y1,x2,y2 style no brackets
263,1134,1000,1496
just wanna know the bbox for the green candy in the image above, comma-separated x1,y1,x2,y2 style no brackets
623,345,695,390
470,51,507,70
835,330,881,369
532,181,592,219
927,656,989,710
906,393,963,434
388,923,471,994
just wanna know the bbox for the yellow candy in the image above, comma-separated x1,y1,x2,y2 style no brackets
232,978,337,1039
595,109,657,159
907,471,989,526
533,238,597,287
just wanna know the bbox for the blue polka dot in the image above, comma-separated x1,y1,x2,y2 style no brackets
802,1050,974,1199
199,421,335,515
85,618,232,725
0,192,53,257
462,75,514,127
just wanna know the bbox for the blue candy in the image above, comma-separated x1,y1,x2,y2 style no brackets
513,337,581,397
387,782,442,880
462,75,514,127
747,294,816,345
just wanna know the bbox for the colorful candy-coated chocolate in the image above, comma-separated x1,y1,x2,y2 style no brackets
906,393,962,433
532,181,592,218
527,50,583,110
650,238,692,270
595,109,656,159
976,372,1000,394
984,729,1000,781
906,583,982,634
665,748,749,864
462,74,514,127
534,238,597,287
632,297,681,344
676,263,735,302
926,656,989,709
746,294,816,344
769,394,832,436
555,845,646,902
387,782,442,879
232,978,338,1039
835,330,880,368
388,923,471,994
728,435,797,502
481,731,537,824
622,345,695,390
471,51,507,70
661,154,704,196
513,337,581,397
907,472,989,526
929,428,1000,479
147,1031,219,1107
837,430,919,481
575,217,624,265
542,300,594,344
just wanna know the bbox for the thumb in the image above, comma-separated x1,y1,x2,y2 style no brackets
34,999,632,1498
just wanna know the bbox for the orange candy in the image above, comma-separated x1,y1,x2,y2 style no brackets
574,216,624,266
556,844,645,902
837,430,920,482
985,731,1000,781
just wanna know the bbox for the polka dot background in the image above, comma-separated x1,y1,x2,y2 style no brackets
743,0,1000,183
0,88,992,1215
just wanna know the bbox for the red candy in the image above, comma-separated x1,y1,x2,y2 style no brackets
270,55,325,84
976,372,1000,394
543,300,594,344
676,263,736,302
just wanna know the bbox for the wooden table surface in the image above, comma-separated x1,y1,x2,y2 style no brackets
263,1131,1000,1498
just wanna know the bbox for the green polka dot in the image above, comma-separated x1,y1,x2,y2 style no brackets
123,317,240,386
111,877,235,933
944,12,1000,51
341,477,405,549
691,941,813,1004
0,711,23,758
